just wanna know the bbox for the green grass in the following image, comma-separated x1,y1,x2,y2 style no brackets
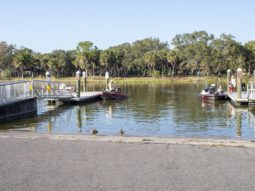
1,76,228,85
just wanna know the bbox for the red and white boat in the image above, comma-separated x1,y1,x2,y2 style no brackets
200,84,228,100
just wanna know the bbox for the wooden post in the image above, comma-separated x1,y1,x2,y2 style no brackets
237,68,242,99
45,71,51,82
82,71,87,92
76,70,81,98
227,69,232,94
125,80,128,93
105,72,109,91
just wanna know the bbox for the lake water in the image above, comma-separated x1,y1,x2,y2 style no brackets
1,83,255,139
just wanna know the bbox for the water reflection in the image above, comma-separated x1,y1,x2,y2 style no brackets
76,106,82,132
226,102,255,137
201,99,222,112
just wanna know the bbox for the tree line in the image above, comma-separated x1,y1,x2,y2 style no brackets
1,31,255,78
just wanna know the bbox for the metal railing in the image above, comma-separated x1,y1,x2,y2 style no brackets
247,81,255,93
0,80,32,105
32,80,74,99
247,81,255,101
0,80,77,105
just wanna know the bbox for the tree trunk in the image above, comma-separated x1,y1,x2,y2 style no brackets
171,64,176,77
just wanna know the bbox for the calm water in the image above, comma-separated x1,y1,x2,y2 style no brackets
1,83,255,139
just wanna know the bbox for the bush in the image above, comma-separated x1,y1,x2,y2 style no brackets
152,70,160,78
0,69,11,78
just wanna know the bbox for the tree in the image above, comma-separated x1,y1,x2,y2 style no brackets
167,49,180,77
143,51,157,76
172,31,214,76
244,41,255,74
0,42,15,70
211,34,246,75
13,48,34,77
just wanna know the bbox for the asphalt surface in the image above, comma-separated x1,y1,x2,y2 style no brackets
0,134,255,191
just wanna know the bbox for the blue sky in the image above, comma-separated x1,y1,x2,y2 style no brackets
0,0,255,53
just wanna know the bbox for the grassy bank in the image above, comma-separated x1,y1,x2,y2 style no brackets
1,76,228,85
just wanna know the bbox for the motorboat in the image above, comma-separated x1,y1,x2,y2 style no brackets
101,88,128,100
200,84,228,100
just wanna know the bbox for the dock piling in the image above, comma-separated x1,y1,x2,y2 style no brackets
227,69,232,94
82,71,87,92
105,72,109,90
237,68,242,99
76,70,81,98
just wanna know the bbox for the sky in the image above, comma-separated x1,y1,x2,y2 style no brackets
1,0,255,53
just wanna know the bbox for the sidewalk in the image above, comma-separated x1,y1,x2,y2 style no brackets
0,133,255,191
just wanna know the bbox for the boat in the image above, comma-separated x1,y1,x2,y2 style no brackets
101,88,128,100
200,84,228,100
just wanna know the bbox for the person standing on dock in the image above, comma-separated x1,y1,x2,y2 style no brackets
229,75,236,92
46,83,51,96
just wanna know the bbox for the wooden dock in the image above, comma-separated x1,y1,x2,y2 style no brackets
68,91,102,104
228,92,255,106
228,92,249,106
32,80,103,104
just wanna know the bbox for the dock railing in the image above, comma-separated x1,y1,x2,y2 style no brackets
247,81,255,101
0,80,32,105
247,81,255,93
32,80,74,99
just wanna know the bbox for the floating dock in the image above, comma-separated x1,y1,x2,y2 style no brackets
0,81,37,122
65,91,102,104
0,79,104,122
228,92,249,106
227,81,255,106
32,80,102,104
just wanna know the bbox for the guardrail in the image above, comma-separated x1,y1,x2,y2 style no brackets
247,81,255,93
32,80,74,99
0,80,32,105
0,80,76,105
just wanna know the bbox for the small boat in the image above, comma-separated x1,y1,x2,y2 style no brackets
200,84,228,100
101,88,128,100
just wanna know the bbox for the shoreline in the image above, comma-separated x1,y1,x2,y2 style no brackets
1,132,255,148
0,76,226,84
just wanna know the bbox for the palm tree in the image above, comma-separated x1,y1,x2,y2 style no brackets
143,51,157,77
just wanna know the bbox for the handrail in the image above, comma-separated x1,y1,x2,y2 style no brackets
0,80,30,86
0,81,32,105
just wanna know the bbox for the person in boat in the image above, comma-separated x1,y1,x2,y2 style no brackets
108,80,115,92
108,80,121,92
217,85,223,93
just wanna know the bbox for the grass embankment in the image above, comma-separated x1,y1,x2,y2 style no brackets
0,76,227,85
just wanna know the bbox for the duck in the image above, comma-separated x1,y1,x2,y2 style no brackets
119,129,124,136
90,128,98,135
